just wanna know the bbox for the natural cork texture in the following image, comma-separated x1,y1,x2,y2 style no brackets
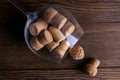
70,45,84,60
83,58,100,76
37,30,53,45
53,40,70,58
29,19,48,36
50,13,67,29
61,21,75,36
43,7,58,23
48,26,65,42
30,37,44,50
45,41,59,52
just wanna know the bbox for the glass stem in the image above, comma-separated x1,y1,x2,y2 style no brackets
8,0,27,16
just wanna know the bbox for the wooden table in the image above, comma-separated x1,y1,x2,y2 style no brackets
0,0,120,79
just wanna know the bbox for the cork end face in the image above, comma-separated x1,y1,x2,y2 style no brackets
37,19,48,29
30,37,44,51
70,45,85,60
29,24,38,36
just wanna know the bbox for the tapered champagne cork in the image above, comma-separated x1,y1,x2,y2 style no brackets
48,26,65,42
37,30,53,45
50,13,67,29
83,58,100,76
43,7,58,23
29,19,48,36
89,58,100,68
30,37,44,51
53,40,70,58
61,21,75,36
45,41,59,52
84,64,98,76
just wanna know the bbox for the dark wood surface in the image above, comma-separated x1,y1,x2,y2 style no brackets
0,0,120,79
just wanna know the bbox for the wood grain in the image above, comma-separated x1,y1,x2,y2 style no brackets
0,0,120,79
0,68,120,80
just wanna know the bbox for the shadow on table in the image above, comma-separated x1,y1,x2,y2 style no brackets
6,13,27,41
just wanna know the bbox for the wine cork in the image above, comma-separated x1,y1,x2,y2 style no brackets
53,40,70,58
83,58,100,76
37,30,53,45
48,26,65,42
50,13,67,29
45,41,59,52
89,58,101,68
30,37,44,51
43,7,58,23
29,19,48,36
61,21,75,36
70,45,84,60
84,64,98,77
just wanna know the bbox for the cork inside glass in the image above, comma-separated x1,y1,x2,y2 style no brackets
24,4,84,63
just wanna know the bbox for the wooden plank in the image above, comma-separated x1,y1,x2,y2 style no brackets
0,0,120,79
81,23,120,33
0,0,120,24
0,23,120,69
0,68,120,79
2,0,120,11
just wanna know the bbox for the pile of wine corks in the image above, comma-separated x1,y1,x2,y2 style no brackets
29,7,100,77
29,7,75,59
